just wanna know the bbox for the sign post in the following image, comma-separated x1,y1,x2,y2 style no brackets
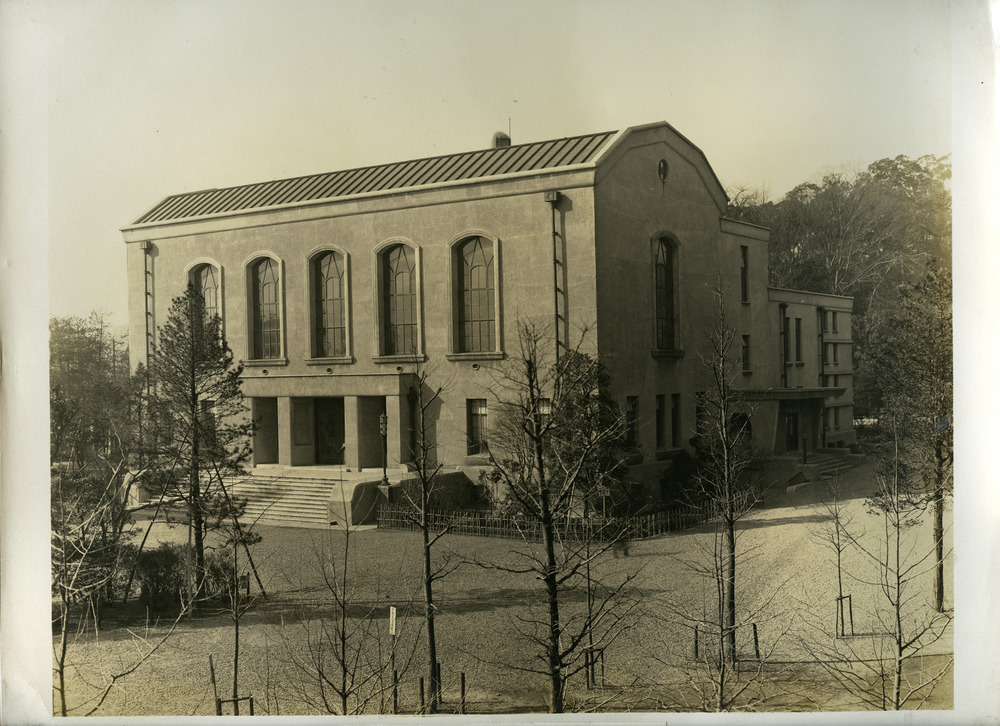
389,606,397,714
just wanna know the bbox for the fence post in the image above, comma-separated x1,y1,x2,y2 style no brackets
209,654,221,716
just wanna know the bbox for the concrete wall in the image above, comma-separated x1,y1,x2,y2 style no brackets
591,124,774,467
125,168,599,467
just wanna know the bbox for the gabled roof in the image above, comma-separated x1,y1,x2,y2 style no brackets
131,130,619,225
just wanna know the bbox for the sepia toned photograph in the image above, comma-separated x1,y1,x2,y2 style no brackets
0,0,994,722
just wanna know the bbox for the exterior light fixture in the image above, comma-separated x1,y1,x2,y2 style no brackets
379,412,389,486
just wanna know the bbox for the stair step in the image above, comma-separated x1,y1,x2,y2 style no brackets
224,475,342,529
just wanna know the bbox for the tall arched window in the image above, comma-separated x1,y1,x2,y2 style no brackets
458,237,495,352
382,244,417,355
314,251,347,357
191,263,220,320
251,257,281,358
654,237,676,349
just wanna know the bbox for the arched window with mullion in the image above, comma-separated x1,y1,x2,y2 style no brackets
655,237,676,349
314,251,346,357
252,257,281,359
458,237,495,353
192,264,220,320
383,244,417,355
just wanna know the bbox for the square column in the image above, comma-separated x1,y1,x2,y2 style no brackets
386,394,403,468
277,397,294,466
344,396,361,470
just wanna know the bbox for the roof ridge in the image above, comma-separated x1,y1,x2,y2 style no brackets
158,130,618,205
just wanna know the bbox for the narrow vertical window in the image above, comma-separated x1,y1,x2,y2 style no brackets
458,237,495,352
193,264,219,320
782,317,790,364
314,251,346,357
794,318,802,362
655,394,666,449
742,335,751,371
832,343,839,365
833,406,841,429
199,399,216,448
671,393,682,448
383,244,417,355
252,258,280,359
822,310,829,332
654,238,676,349
832,311,839,333
740,245,749,303
625,396,639,448
467,399,488,455
823,342,830,365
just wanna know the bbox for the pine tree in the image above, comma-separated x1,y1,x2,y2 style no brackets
145,286,254,601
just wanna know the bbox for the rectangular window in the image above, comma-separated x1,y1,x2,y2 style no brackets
740,245,749,303
794,318,802,362
833,375,839,387
832,311,839,333
742,335,751,371
822,310,829,332
833,406,841,429
823,343,830,365
832,343,839,365
671,393,682,448
655,394,666,449
625,396,639,448
467,399,488,456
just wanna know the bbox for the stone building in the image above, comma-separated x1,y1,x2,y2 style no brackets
122,121,854,489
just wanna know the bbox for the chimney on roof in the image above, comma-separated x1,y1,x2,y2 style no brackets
493,131,511,149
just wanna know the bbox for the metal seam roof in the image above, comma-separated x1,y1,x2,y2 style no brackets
132,130,618,225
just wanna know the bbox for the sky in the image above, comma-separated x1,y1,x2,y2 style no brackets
40,0,955,328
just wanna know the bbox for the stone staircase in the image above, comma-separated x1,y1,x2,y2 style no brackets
225,466,410,530
810,453,855,480
227,474,339,529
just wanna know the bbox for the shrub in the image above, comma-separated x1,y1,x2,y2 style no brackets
135,543,186,607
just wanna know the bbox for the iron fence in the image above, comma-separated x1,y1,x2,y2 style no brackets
377,501,714,542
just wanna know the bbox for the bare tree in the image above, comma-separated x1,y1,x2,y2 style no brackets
391,367,464,712
798,415,952,710
481,322,637,713
51,464,186,716
283,487,414,715
656,284,782,711
867,265,953,612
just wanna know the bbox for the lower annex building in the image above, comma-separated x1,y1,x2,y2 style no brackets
123,121,855,491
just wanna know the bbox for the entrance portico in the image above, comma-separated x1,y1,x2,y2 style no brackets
245,373,415,471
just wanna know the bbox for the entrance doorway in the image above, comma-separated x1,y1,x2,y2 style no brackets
785,411,799,452
253,397,279,464
314,398,345,465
